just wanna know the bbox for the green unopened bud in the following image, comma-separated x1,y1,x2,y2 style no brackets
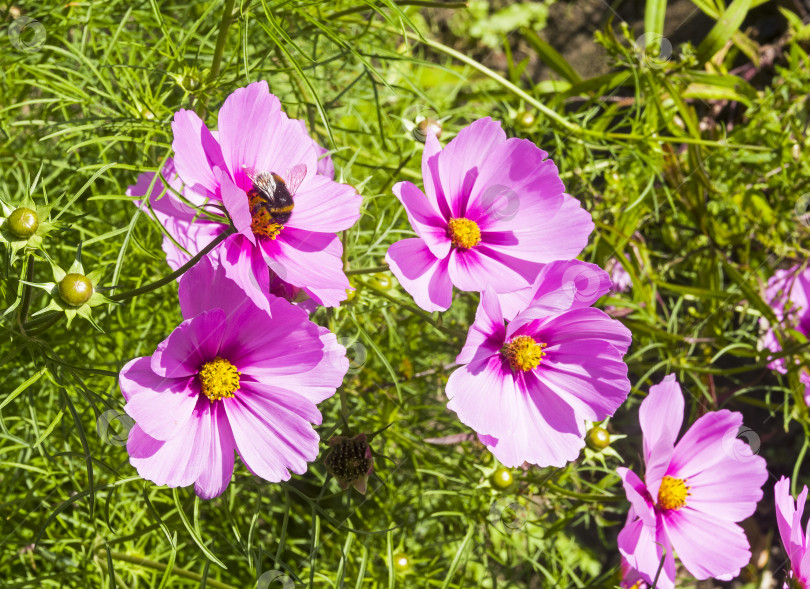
8,207,38,239
492,467,514,489
59,273,93,306
517,110,535,128
586,426,610,451
369,272,392,290
393,552,410,572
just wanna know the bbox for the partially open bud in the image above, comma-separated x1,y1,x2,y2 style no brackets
323,433,373,494
586,426,610,451
7,207,38,239
59,273,94,306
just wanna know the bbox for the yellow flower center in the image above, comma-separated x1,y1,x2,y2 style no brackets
447,217,481,249
503,335,547,372
249,193,284,239
198,356,241,402
657,475,690,510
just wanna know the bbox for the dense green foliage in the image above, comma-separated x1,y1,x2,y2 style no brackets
2,0,810,587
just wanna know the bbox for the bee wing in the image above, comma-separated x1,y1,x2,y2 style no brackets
242,164,259,183
286,164,307,195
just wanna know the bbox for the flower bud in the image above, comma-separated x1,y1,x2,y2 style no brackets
7,207,38,239
369,272,392,290
517,110,535,128
59,273,93,306
586,426,610,451
393,552,410,572
492,467,514,489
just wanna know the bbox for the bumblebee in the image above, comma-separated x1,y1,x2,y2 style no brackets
245,164,306,225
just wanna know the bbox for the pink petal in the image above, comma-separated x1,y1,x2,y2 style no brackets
618,512,675,589
386,238,453,312
617,467,656,528
436,117,506,218
194,402,236,499
481,194,593,264
456,288,505,366
445,355,518,439
639,374,683,496
285,174,361,233
669,410,753,479
224,384,321,481
446,245,540,294
228,312,320,387
480,372,585,467
171,109,226,199
249,326,347,405
497,259,608,322
663,508,752,580
228,304,322,380
127,398,212,488
775,477,809,569
216,81,317,192
124,373,198,441
219,170,255,243
466,136,563,226
179,256,263,320
151,309,228,378
392,181,450,259
120,356,176,402
679,444,767,522
219,233,272,315
421,133,450,219
261,227,349,307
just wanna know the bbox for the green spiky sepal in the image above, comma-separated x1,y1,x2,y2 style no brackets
24,247,115,331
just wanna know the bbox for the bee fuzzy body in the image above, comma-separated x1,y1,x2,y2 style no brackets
248,171,295,225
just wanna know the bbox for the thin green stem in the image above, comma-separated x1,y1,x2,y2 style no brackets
346,265,389,276
111,228,234,302
363,281,465,338
16,254,34,334
386,28,769,151
198,0,238,115
546,482,622,502
97,550,239,589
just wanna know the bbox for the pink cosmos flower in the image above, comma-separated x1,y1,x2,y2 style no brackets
120,258,349,498
620,556,648,589
617,375,768,589
761,266,810,403
495,259,612,321
167,81,360,310
128,158,318,313
610,255,633,293
775,477,810,589
445,260,631,467
385,117,594,312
